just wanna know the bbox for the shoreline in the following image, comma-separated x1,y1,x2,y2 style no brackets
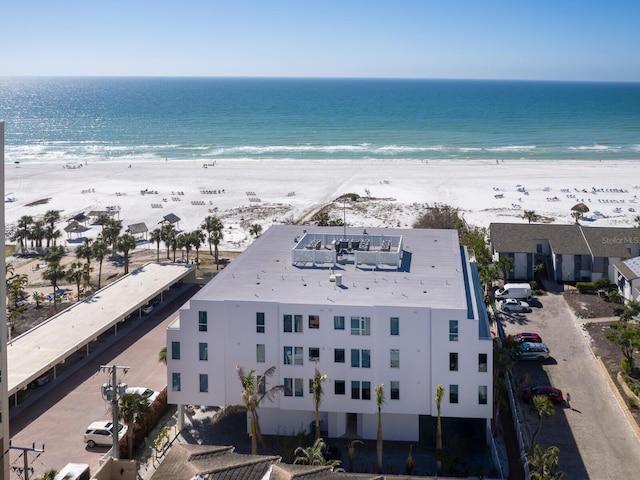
6,158,640,252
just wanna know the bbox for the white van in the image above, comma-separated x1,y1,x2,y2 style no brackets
54,463,90,480
494,283,532,300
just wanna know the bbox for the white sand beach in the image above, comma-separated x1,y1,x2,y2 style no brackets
5,159,640,251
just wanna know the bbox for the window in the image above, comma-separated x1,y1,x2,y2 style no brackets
198,311,208,332
172,372,181,391
294,314,303,332
256,312,265,333
295,378,304,397
283,315,292,332
450,384,458,404
199,374,208,393
171,341,181,360
294,346,304,365
309,347,320,362
362,349,371,368
351,381,360,399
450,352,458,371
309,315,320,329
199,343,208,361
479,353,488,372
284,346,293,364
334,316,345,330
390,381,400,400
351,349,370,368
449,320,459,341
479,385,488,405
334,349,345,363
362,381,371,400
351,349,360,368
257,344,265,363
390,349,400,368
351,316,371,335
335,380,345,395
390,317,399,335
284,378,293,396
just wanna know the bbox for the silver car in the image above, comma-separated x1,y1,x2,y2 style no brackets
512,342,550,362
500,298,532,313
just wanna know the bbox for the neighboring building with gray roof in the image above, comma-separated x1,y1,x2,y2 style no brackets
166,226,492,446
613,256,640,302
489,223,640,282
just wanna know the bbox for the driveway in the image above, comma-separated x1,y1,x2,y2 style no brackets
501,289,640,479
8,284,200,479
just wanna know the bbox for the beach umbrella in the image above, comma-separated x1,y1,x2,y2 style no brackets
571,202,590,220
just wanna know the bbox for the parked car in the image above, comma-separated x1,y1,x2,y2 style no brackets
511,342,550,362
125,386,160,404
522,386,564,404
141,303,153,315
28,371,51,389
84,421,127,448
512,332,543,343
499,298,532,313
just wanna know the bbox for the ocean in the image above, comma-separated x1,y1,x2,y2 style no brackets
1,77,639,164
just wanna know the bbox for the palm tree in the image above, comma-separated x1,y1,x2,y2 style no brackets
43,209,61,247
202,215,224,268
42,261,66,312
311,368,327,441
91,239,110,289
161,224,176,260
7,274,28,309
119,392,150,459
45,225,62,248
375,383,385,472
13,215,34,250
528,444,567,480
346,439,364,472
530,396,555,451
495,256,514,281
102,218,123,256
191,229,205,267
75,237,93,266
249,223,263,238
36,469,58,480
435,384,445,475
236,365,286,455
294,438,342,470
115,233,137,274
158,346,167,364
44,245,66,264
65,261,86,300
149,228,163,262
523,210,539,224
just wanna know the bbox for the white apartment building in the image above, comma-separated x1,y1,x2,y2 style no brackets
167,226,493,442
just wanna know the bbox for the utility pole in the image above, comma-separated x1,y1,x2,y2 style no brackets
9,443,44,480
100,364,129,460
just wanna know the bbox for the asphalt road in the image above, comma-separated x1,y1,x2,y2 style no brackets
501,289,640,479
8,284,200,480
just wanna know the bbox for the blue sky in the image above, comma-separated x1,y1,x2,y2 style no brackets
3,0,640,81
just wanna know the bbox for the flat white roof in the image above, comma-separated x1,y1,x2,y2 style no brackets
7,262,194,397
189,226,469,310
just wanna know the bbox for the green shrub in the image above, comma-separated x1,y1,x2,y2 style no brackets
595,277,611,289
529,280,538,290
576,281,596,294
622,357,632,374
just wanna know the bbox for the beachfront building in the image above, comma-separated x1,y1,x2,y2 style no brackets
166,225,492,443
489,223,640,282
1,121,10,480
613,257,640,302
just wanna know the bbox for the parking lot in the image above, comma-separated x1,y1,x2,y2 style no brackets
500,288,640,479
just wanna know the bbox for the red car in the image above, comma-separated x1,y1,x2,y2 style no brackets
522,386,564,404
513,332,542,343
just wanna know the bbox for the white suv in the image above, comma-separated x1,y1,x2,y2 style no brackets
84,421,127,448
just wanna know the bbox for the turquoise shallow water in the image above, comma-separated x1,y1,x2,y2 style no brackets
1,77,639,163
